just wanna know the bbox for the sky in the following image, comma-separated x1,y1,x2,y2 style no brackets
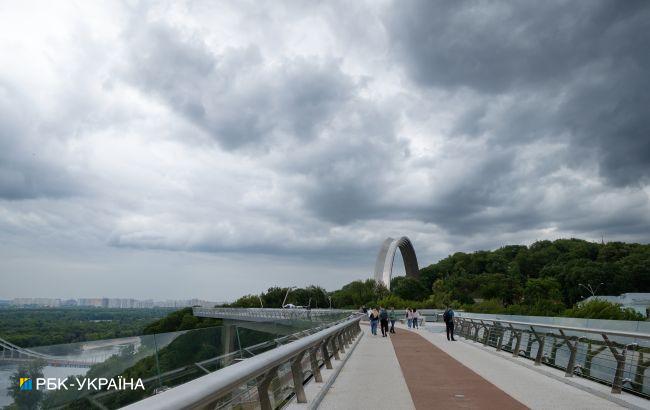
1,0,649,301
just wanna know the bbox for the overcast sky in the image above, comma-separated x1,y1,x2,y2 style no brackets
1,1,649,300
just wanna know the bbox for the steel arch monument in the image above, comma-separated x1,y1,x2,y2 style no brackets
373,236,419,289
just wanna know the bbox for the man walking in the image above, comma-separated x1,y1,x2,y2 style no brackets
379,306,389,337
388,307,396,334
443,306,455,341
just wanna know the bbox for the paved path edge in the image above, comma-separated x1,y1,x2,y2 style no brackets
310,330,364,410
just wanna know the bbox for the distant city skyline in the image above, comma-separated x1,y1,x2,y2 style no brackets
1,1,649,300
2,297,223,308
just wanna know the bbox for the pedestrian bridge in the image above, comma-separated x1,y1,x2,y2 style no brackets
3,309,650,409
122,310,650,410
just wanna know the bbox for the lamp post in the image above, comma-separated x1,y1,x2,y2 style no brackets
282,286,297,308
578,282,604,297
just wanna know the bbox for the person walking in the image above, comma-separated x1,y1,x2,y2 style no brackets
388,307,396,333
412,308,420,329
406,308,413,328
379,306,389,337
443,306,455,341
369,308,379,336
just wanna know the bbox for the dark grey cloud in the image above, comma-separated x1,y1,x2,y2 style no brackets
126,24,354,150
0,82,80,200
387,0,650,186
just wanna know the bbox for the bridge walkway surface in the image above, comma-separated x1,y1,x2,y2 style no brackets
316,322,647,410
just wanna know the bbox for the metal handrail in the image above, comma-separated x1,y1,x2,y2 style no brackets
123,314,363,409
459,317,650,340
454,316,650,396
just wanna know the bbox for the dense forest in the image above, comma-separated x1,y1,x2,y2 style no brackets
0,308,173,347
229,239,650,320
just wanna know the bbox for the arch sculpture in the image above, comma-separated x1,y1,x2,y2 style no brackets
373,236,419,289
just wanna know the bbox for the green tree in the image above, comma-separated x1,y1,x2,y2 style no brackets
390,276,429,301
564,300,645,321
9,362,45,410
523,277,562,305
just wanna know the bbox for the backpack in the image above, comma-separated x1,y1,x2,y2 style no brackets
443,309,451,322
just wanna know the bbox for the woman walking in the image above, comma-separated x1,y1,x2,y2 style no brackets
369,308,379,335
379,306,389,337
389,307,397,333
406,308,413,328
412,308,420,329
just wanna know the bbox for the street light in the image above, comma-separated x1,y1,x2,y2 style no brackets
578,282,604,297
282,286,297,308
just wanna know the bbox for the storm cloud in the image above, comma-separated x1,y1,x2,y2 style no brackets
0,0,648,300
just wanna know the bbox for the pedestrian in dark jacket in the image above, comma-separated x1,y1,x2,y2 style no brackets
379,307,389,337
443,306,455,341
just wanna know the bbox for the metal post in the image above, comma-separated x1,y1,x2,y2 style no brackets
309,345,323,383
530,326,545,366
602,334,626,394
291,351,307,403
558,330,578,377
235,326,244,360
496,323,504,351
509,325,522,358
257,366,279,410
322,337,333,369
481,321,490,345
337,332,346,354
152,333,163,388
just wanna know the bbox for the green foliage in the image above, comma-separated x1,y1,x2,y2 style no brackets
226,285,330,309
418,238,650,319
0,308,172,347
390,276,429,301
328,279,389,309
564,300,645,321
523,277,562,304
142,307,221,334
8,362,45,409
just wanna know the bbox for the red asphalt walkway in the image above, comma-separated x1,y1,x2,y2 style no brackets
390,329,528,409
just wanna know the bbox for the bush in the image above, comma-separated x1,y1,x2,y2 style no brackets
563,300,645,321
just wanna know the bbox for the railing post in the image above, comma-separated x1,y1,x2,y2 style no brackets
291,351,307,403
331,333,341,360
632,349,650,392
309,345,323,383
496,323,504,351
481,321,490,345
558,330,578,377
508,324,522,358
473,321,480,342
257,366,279,410
322,336,333,369
602,334,626,394
530,326,545,366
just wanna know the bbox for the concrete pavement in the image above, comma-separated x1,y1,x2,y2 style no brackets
318,327,415,410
